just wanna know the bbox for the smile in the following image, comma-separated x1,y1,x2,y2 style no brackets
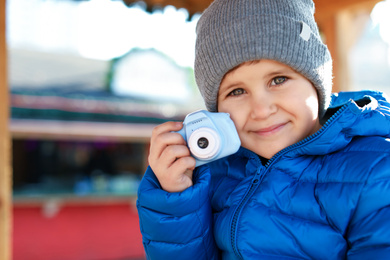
254,123,288,136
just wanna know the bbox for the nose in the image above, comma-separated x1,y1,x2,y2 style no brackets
250,93,276,120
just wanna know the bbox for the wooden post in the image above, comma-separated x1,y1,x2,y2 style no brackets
316,2,376,93
0,0,11,259
317,14,340,92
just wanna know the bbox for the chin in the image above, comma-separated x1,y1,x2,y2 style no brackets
249,148,275,159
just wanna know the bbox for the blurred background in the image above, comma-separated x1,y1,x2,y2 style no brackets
4,0,390,259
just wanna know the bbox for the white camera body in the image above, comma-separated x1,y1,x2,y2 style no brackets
175,110,241,167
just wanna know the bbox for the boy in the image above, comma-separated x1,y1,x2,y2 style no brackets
137,0,390,259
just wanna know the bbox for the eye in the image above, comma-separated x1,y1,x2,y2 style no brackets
228,88,246,96
271,76,287,86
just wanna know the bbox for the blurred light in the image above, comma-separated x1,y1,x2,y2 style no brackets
7,0,199,67
371,0,390,65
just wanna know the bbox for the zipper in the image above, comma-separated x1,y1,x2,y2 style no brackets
229,104,349,259
230,166,263,259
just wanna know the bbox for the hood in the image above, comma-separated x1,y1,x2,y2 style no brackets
294,90,390,156
327,90,390,134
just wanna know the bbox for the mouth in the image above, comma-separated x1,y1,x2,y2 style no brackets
253,122,288,136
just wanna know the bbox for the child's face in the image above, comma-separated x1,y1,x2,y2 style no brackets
218,60,321,159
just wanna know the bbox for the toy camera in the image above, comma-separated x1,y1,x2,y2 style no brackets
175,110,241,167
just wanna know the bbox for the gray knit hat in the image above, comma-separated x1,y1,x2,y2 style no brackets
194,0,333,118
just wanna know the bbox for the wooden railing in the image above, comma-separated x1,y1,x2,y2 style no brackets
0,0,11,259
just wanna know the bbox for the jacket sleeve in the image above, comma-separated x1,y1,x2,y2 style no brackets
136,166,220,260
347,155,390,259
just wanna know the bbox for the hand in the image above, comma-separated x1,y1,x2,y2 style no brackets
148,121,196,193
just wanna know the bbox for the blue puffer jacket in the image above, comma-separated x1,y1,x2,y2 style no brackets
137,90,390,259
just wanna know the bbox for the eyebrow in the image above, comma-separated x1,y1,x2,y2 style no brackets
266,68,296,77
220,67,296,90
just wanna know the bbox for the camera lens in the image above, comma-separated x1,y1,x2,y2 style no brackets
188,127,221,160
197,137,209,149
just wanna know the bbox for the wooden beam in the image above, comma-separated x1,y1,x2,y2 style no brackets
315,0,380,17
317,15,340,92
122,0,212,15
316,3,374,92
0,0,11,258
150,0,211,12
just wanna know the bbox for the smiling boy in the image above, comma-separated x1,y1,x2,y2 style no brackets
218,60,322,159
137,0,390,259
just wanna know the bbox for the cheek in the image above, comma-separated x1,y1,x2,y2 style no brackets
217,99,232,114
306,95,319,119
228,112,247,134
219,103,244,128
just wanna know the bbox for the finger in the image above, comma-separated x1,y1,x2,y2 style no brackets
159,144,192,169
152,130,186,150
149,132,187,165
150,149,194,192
151,121,183,139
170,156,196,177
149,122,185,159
149,143,190,175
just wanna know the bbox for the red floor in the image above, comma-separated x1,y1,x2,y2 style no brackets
13,201,145,260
